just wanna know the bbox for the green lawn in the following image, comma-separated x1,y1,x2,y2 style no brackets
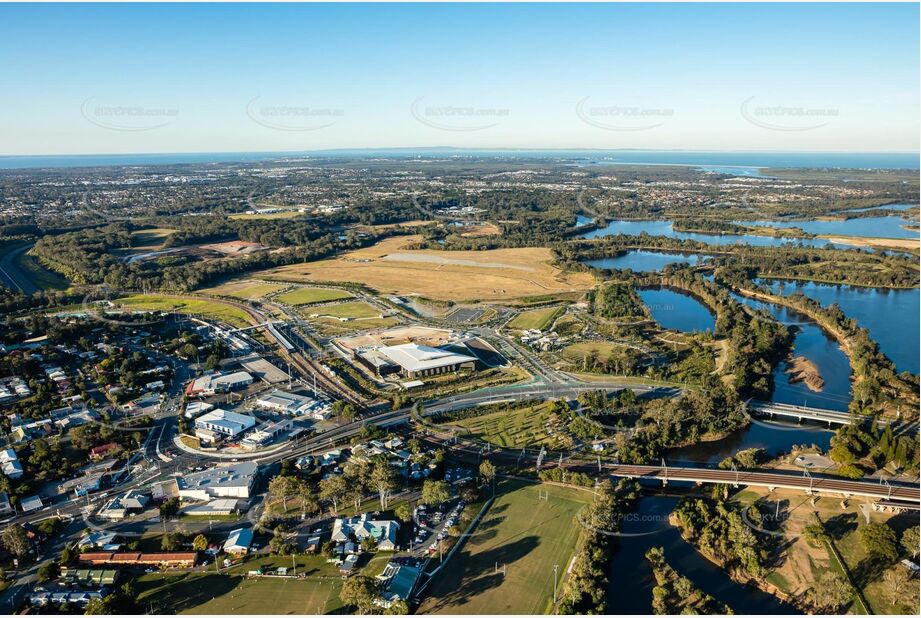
561,341,624,363
307,301,380,319
136,569,344,615
200,280,287,300
418,479,590,615
276,287,353,306
451,403,566,450
114,295,253,328
507,306,564,331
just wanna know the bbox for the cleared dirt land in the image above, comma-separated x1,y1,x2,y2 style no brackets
254,236,594,302
418,480,589,615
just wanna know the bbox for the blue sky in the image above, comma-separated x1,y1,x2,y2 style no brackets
0,2,918,155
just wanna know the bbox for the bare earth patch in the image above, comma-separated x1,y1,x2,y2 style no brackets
256,236,595,302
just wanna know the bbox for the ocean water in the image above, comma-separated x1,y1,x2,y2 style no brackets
1,149,917,170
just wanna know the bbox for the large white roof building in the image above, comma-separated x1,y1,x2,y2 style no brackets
194,409,256,438
177,461,258,500
377,343,477,378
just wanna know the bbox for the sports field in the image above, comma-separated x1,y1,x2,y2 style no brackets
254,236,595,302
276,287,353,306
507,306,564,331
114,295,254,328
200,280,287,299
451,403,564,450
418,480,590,615
136,557,345,614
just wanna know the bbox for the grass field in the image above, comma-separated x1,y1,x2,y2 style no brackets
200,280,287,300
418,479,590,615
507,306,564,331
254,236,595,302
114,295,254,328
136,564,344,614
276,287,353,306
130,227,176,249
305,301,380,319
451,402,564,450
561,341,624,363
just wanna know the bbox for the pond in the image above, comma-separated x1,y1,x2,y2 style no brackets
585,250,707,272
605,496,794,614
638,288,715,333
756,279,919,375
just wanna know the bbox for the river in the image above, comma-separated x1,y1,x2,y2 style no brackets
605,496,794,614
755,279,920,375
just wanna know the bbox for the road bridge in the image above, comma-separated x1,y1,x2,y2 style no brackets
605,463,920,503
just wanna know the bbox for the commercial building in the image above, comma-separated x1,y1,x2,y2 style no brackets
176,461,258,501
254,390,330,419
357,343,477,379
194,409,256,440
185,371,254,397
240,418,294,449
97,490,150,520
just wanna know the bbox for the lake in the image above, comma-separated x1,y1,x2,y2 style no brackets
586,251,707,272
740,215,919,240
756,280,919,375
605,496,794,614
581,219,853,249
638,288,715,333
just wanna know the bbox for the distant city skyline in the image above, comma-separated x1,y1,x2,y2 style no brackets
1,2,918,155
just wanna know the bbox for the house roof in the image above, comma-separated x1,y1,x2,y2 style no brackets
224,527,254,550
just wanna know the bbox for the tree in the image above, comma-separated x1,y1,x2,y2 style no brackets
320,475,348,513
360,535,378,553
1,524,30,558
901,525,920,559
161,532,184,551
421,480,450,507
269,475,297,514
479,460,496,487
192,534,209,552
36,561,60,583
339,575,380,614
160,497,180,519
802,513,830,546
882,568,912,608
806,570,853,612
394,503,412,523
296,478,318,519
385,599,409,614
370,461,397,510
859,522,899,563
